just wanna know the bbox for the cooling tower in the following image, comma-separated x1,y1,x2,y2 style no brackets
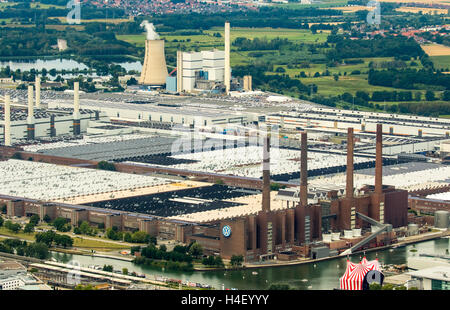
139,40,168,86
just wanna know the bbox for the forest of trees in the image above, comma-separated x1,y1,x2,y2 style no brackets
327,36,425,61
0,27,137,57
368,68,450,90
233,63,309,95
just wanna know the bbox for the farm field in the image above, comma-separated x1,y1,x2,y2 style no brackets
395,7,448,15
299,75,420,97
421,44,450,56
430,55,450,70
378,0,450,3
118,27,329,47
327,5,375,13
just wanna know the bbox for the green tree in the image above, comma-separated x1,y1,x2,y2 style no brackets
0,216,3,227
25,242,49,259
124,232,132,243
268,284,290,290
29,214,40,226
35,230,56,247
230,255,244,267
97,161,116,171
131,231,150,243
214,256,224,267
24,223,34,233
79,221,92,235
103,265,113,272
122,268,128,275
369,283,382,290
425,90,436,101
52,217,69,232
4,220,21,233
43,214,51,223
202,255,215,266
381,283,395,290
188,242,203,258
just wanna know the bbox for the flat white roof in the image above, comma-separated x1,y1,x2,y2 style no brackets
0,159,171,202
409,266,450,282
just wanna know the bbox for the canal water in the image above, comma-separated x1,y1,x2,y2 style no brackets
51,237,450,290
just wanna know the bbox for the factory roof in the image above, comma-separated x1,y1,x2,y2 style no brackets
0,159,171,202
47,98,246,119
167,191,286,223
426,191,450,201
408,266,450,282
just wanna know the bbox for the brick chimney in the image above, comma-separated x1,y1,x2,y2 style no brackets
262,133,271,213
300,132,308,207
346,127,354,199
375,124,383,195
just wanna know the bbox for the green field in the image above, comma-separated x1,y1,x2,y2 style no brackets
72,237,131,250
118,27,328,48
0,227,35,241
0,2,65,10
431,55,450,70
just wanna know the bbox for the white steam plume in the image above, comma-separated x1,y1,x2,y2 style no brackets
140,20,160,40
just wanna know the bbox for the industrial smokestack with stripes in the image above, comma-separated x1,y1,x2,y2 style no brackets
300,132,308,208
224,21,231,95
73,82,80,135
27,85,35,140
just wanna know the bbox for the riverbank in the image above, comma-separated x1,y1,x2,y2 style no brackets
240,230,450,270
52,248,134,262
51,230,450,272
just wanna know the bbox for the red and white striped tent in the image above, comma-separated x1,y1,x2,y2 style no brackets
339,257,381,290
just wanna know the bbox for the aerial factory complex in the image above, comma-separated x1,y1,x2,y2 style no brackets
0,17,449,292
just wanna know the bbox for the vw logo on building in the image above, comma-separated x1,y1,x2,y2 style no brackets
222,225,231,238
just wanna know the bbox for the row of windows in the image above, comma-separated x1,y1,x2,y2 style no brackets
116,113,211,126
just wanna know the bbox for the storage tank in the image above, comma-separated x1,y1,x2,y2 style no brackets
322,234,332,243
332,232,341,241
352,228,362,237
408,224,419,236
344,230,353,239
434,211,449,229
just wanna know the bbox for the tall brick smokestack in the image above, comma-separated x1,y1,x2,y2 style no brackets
346,127,354,199
262,132,271,213
300,132,308,207
375,124,383,195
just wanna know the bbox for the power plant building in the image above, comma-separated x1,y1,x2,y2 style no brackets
178,50,225,92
